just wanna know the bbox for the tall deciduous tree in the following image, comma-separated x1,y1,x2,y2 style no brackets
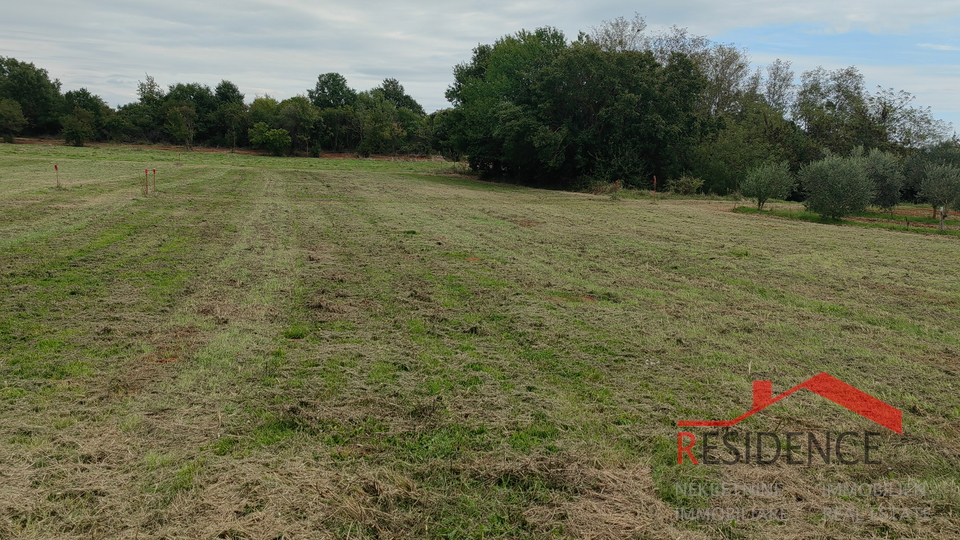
249,95,279,127
0,98,27,142
0,57,63,135
277,96,318,154
164,105,196,148
63,88,114,142
866,87,951,150
587,12,647,52
446,27,705,187
794,66,871,155
374,78,424,115
165,83,216,142
119,74,166,142
763,59,794,116
308,73,357,110
215,80,244,106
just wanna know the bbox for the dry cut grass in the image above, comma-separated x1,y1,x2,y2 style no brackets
0,144,958,538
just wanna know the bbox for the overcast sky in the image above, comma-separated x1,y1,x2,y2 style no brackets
3,1,958,130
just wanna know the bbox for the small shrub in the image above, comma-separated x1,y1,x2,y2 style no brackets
740,161,794,210
667,175,704,195
248,122,291,156
800,155,874,219
584,179,623,199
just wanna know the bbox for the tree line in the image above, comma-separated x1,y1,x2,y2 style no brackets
0,57,437,157
442,15,956,196
1,13,957,203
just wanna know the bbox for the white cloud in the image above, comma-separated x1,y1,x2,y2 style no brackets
917,43,960,51
612,1,960,35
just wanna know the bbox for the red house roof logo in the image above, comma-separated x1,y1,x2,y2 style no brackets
677,372,902,434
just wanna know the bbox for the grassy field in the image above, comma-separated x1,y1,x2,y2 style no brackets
0,143,958,539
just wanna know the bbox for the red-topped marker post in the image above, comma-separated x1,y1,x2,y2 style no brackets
144,169,149,195
152,169,157,192
55,164,60,188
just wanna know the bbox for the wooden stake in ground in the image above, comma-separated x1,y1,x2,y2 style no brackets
54,164,60,188
152,169,157,192
144,169,149,196
653,175,657,203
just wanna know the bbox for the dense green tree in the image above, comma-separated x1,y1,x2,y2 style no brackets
63,88,114,142
374,78,424,115
444,27,568,178
691,99,805,194
101,112,128,142
215,80,244,106
213,101,247,149
356,91,402,156
61,107,95,146
308,73,357,109
426,108,459,160
445,27,708,186
209,80,247,148
118,74,166,142
0,57,63,134
277,96,318,154
164,104,196,148
0,98,27,142
248,122,291,155
800,154,875,219
318,106,360,152
63,88,108,116
249,95,279,128
165,82,216,142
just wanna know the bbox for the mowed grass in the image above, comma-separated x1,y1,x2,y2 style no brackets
0,144,958,539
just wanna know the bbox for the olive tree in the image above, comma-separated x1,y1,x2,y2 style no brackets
920,163,960,231
740,161,794,210
800,155,874,219
862,148,904,214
